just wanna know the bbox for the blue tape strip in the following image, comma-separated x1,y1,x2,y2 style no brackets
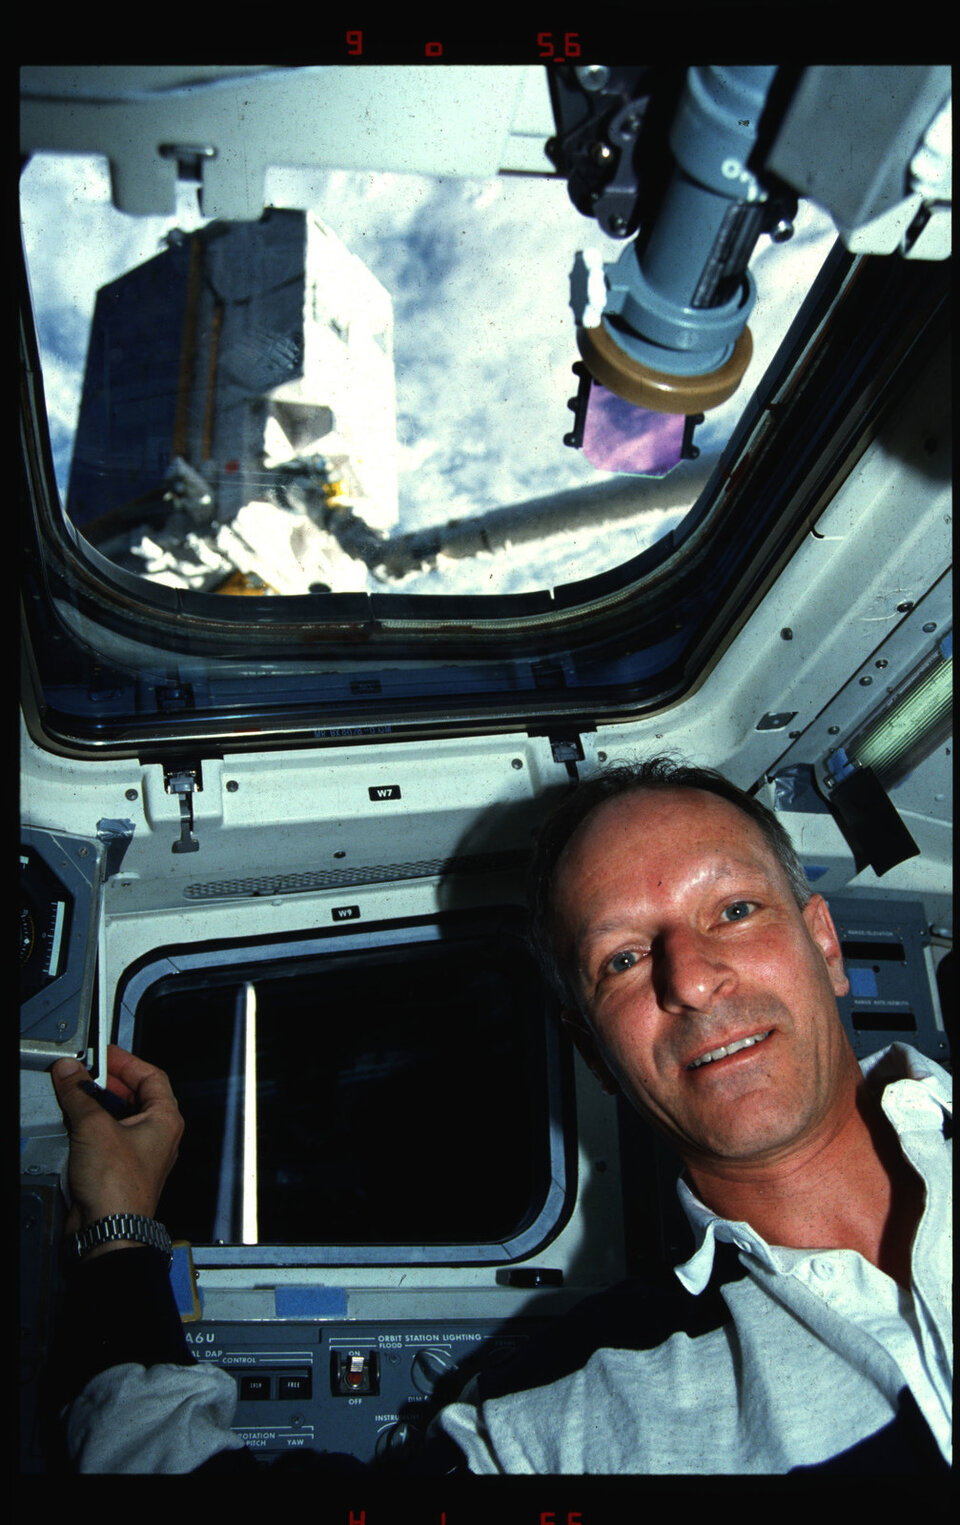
826,747,855,784
275,1286,348,1318
170,1244,201,1318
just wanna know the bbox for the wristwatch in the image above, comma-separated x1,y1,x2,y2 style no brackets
71,1214,173,1267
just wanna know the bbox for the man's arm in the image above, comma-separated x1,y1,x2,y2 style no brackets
47,1047,249,1471
51,1045,184,1256
47,1046,472,1474
49,1045,197,1393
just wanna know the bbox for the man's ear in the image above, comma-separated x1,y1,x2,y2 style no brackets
803,894,850,999
560,1009,621,1097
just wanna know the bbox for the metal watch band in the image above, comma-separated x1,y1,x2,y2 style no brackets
72,1213,173,1265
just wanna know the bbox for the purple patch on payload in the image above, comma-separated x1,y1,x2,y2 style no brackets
582,383,686,477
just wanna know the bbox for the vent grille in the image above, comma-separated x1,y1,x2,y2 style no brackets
183,850,528,900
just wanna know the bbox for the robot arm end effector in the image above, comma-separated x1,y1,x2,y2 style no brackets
553,63,952,429
553,64,793,420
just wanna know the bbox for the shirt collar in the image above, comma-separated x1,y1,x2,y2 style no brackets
671,1043,951,1296
673,1178,779,1294
860,1041,953,1123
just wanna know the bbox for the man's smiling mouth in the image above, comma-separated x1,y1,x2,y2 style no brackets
686,1031,773,1070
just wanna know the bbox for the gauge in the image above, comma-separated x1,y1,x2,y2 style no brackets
21,902,36,965
20,829,102,1067
19,850,73,1004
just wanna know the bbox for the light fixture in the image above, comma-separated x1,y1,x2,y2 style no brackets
827,631,952,789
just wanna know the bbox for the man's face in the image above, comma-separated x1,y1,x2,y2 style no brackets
551,788,854,1174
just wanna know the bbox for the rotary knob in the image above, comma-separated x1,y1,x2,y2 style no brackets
411,1347,457,1396
374,1420,421,1461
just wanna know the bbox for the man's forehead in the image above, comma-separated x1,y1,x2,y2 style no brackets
567,784,758,847
556,786,781,892
551,787,794,972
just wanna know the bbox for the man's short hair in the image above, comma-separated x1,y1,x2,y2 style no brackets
527,756,812,1012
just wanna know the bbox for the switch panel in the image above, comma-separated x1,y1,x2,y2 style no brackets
184,1319,538,1466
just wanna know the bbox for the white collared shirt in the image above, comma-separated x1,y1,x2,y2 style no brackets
66,1046,952,1474
675,1043,953,1461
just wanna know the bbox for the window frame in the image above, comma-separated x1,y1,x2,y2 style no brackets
20,232,950,757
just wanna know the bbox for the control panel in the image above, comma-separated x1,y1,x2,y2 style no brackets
829,896,951,1068
184,1318,541,1465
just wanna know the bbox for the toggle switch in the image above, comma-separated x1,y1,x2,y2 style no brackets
331,1350,379,1396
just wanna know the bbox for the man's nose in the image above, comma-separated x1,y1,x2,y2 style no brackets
653,927,736,1013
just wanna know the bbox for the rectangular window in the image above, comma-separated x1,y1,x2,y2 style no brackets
120,920,573,1265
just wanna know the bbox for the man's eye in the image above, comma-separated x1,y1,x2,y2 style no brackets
722,901,754,922
607,950,640,974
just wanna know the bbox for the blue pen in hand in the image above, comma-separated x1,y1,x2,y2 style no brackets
80,1079,138,1120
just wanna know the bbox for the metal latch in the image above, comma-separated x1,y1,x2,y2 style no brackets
526,726,589,781
548,732,585,781
164,765,202,854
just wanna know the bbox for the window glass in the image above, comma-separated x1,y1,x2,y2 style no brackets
21,152,835,601
131,934,559,1253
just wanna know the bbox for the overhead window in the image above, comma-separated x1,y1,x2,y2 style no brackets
20,71,948,755
20,153,835,602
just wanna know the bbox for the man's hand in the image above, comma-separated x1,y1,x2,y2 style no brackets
51,1045,184,1251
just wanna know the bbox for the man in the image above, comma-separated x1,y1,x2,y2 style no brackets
49,758,951,1473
